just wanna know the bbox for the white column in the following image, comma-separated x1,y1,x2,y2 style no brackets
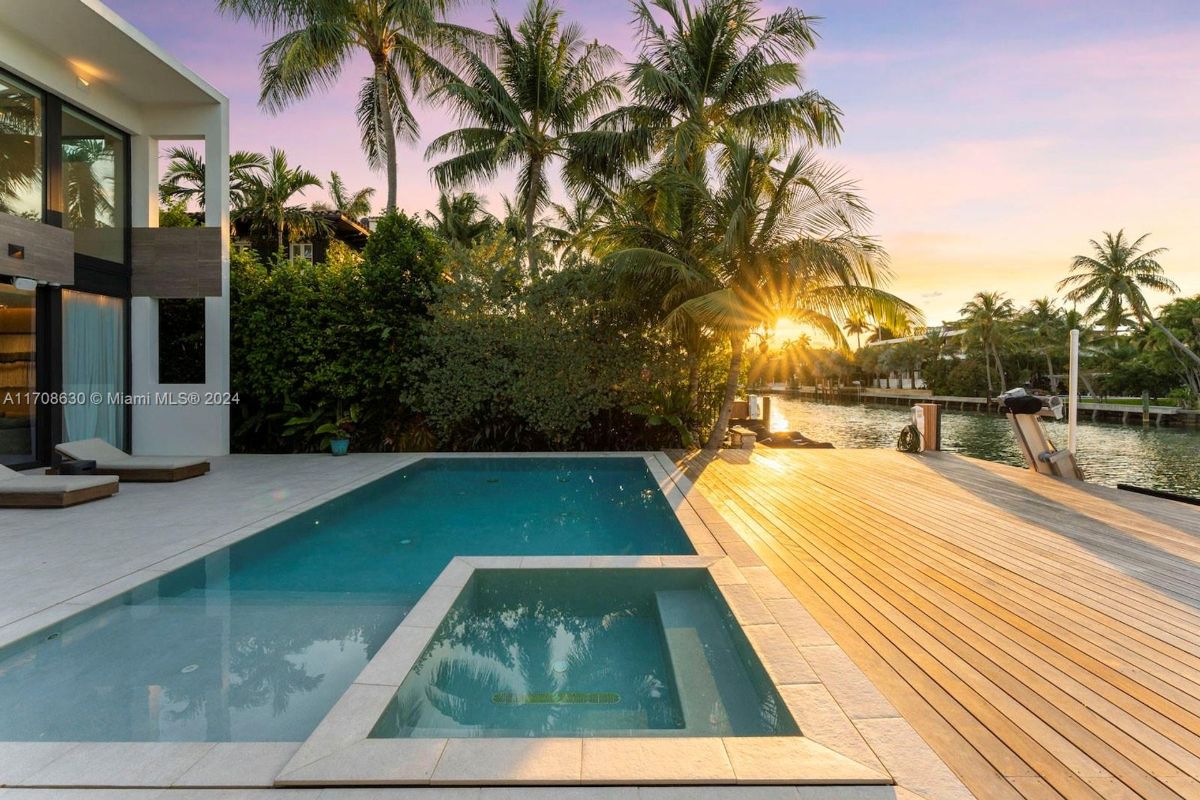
203,102,231,454
1068,329,1080,455
129,134,159,452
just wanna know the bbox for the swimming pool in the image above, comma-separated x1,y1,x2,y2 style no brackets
369,568,797,738
0,458,693,742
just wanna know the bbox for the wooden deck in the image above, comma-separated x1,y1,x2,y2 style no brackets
678,448,1200,800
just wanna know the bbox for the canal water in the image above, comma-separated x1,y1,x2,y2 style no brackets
764,394,1200,497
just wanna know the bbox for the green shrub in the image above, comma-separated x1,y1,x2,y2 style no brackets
925,359,989,397
409,235,717,450
229,212,444,452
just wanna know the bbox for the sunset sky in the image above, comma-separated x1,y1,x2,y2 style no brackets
106,0,1200,324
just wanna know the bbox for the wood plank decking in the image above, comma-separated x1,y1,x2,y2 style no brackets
678,448,1200,800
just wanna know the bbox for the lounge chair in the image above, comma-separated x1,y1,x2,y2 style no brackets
53,438,210,482
0,464,118,508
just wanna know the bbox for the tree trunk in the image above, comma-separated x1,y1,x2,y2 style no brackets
277,220,284,253
993,344,1007,392
983,350,993,398
705,334,745,450
524,158,541,278
376,58,398,212
1152,319,1200,369
1045,354,1056,393
686,353,700,415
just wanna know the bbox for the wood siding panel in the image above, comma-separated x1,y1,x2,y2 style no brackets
0,213,74,284
130,227,222,298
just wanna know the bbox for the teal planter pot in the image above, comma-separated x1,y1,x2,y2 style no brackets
330,438,350,456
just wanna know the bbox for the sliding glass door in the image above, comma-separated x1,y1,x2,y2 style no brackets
0,282,36,465
62,290,125,447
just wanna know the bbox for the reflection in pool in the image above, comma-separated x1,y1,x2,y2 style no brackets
371,569,797,738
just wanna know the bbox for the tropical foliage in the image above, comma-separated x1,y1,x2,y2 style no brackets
313,171,374,219
221,0,1199,456
426,0,621,275
159,146,268,211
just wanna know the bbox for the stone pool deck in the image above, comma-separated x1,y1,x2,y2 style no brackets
0,454,968,798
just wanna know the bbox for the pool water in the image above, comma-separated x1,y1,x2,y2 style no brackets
370,569,797,738
0,458,693,742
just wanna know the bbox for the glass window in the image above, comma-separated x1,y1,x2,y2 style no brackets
0,73,44,221
62,290,125,448
62,107,126,263
0,282,37,465
289,242,313,263
158,298,206,384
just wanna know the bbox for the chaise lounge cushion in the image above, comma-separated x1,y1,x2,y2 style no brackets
0,464,117,492
56,438,209,472
0,464,118,507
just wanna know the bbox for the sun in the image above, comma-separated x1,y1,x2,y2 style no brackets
771,316,807,343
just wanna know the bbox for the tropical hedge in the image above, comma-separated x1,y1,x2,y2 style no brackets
229,212,727,453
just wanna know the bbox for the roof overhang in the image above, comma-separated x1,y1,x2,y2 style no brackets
0,0,225,109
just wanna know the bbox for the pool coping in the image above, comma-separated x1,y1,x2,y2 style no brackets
0,452,967,797
273,555,892,787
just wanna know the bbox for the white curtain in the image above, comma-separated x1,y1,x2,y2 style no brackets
62,290,125,446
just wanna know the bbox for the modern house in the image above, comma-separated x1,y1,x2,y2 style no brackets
0,0,230,467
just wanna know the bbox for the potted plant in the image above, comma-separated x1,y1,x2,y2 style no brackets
318,405,359,456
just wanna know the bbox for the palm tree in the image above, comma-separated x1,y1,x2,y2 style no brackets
546,195,608,268
959,291,1015,397
1059,230,1200,370
218,0,468,212
425,191,496,248
605,172,716,418
159,146,268,212
426,0,622,276
579,0,841,193
237,147,323,252
313,171,374,219
1022,297,1064,391
610,139,917,449
843,313,869,350
865,311,913,344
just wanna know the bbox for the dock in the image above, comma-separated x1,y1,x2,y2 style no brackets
775,387,1200,426
675,448,1200,800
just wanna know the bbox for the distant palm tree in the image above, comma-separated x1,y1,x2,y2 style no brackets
312,171,374,219
425,191,496,247
843,313,869,350
159,146,268,212
546,195,608,268
1059,230,1200,370
237,147,323,252
959,291,1015,397
426,0,622,276
1022,297,1064,391
218,0,469,211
